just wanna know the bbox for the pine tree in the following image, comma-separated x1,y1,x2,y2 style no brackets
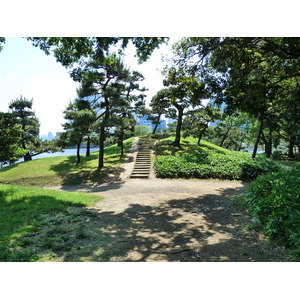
9,96,40,161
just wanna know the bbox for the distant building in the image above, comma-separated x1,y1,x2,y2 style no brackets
137,116,152,129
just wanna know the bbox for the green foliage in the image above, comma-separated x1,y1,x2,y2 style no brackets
245,163,300,256
154,137,282,180
134,125,151,136
8,96,40,160
0,184,100,261
29,37,168,69
0,112,27,163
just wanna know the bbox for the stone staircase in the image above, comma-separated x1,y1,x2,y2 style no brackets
130,137,153,179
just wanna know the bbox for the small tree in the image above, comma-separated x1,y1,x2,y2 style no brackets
62,99,96,164
149,89,172,134
0,112,26,165
9,96,40,161
182,105,221,145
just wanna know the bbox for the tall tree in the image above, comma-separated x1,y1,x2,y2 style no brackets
162,68,207,146
112,70,147,157
77,55,147,169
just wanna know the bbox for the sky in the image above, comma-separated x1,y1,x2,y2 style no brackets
0,37,175,136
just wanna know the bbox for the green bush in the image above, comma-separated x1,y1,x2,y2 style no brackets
245,163,300,256
154,151,282,180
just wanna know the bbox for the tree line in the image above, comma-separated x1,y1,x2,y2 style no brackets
1,37,300,168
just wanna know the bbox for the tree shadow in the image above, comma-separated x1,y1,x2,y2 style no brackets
55,183,288,262
2,182,290,262
49,154,126,186
0,162,20,173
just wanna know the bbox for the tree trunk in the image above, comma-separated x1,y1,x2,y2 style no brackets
120,137,124,158
119,129,124,158
197,123,208,145
24,152,32,161
98,99,110,170
252,120,264,159
219,125,232,148
76,142,81,164
238,135,244,151
288,136,296,159
172,103,184,147
152,113,162,134
86,135,91,157
98,124,105,170
261,131,272,158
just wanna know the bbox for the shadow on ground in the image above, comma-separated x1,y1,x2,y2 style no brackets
2,180,290,261
50,183,289,262
49,154,126,186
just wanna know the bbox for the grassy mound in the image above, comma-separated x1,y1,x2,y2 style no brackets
0,184,101,261
154,137,282,180
246,163,300,258
0,138,135,186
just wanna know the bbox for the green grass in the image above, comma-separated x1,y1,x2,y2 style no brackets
155,136,282,180
0,184,101,261
156,136,230,156
0,137,135,186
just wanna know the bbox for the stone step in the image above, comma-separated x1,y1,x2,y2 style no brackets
130,138,154,179
133,165,150,168
130,175,149,179
134,167,151,169
132,171,150,175
134,165,151,168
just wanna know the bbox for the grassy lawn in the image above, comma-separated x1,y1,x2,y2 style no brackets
0,184,101,261
155,136,230,156
0,137,135,186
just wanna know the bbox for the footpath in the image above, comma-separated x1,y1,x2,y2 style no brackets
51,137,288,261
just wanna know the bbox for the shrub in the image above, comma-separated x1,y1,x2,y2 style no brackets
245,163,300,256
154,151,282,180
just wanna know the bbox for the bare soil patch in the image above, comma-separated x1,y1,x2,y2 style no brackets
48,178,290,262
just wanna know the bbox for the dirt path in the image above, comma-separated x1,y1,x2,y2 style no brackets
50,177,288,262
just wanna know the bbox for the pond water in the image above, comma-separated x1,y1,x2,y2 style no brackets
17,147,99,162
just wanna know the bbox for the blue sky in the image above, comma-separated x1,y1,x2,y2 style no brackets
0,37,173,136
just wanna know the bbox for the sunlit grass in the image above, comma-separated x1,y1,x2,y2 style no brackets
156,136,230,156
0,137,135,186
